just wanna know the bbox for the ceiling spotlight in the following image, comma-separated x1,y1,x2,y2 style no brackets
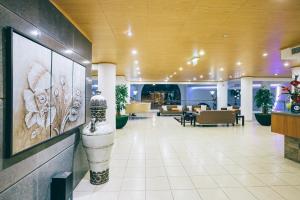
193,77,197,81
136,67,140,70
199,75,204,79
262,52,268,57
191,57,199,66
199,50,205,56
229,75,233,79
173,72,177,75
137,71,141,75
284,62,290,67
82,60,90,64
236,61,242,66
220,67,224,71
125,26,133,37
134,60,139,65
131,49,138,55
179,67,183,71
64,49,73,54
30,30,40,36
223,34,229,38
274,73,278,76
170,75,173,78
242,73,245,76
187,61,191,65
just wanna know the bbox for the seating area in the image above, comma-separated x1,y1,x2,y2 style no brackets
2,1,300,200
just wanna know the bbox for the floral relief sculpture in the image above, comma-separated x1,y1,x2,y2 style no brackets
23,62,83,138
23,63,56,139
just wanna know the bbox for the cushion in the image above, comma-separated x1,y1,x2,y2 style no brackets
171,108,180,111
177,105,183,111
162,105,167,111
227,106,233,110
187,106,192,111
194,108,201,113
200,105,207,110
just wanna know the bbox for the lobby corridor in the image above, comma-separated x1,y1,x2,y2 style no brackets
74,114,300,200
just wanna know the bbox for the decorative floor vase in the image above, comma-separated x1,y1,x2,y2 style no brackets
82,91,114,185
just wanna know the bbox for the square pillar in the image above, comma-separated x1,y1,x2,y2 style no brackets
217,81,228,110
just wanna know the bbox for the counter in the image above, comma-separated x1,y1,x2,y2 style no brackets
271,112,300,162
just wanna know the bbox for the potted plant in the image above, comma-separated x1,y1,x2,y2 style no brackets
254,86,274,126
282,75,300,113
116,84,129,129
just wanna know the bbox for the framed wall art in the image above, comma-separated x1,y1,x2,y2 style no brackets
5,27,87,157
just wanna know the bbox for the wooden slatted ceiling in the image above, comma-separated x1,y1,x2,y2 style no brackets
51,0,300,81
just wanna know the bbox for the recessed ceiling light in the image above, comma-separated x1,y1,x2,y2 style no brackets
82,60,90,64
199,75,204,79
131,49,138,55
193,77,197,81
134,60,139,64
179,67,183,71
170,75,173,78
64,49,73,54
274,73,278,76
219,78,223,81
223,34,229,38
187,61,191,65
236,61,242,66
262,52,268,57
242,73,245,76
136,67,140,70
173,72,177,75
284,62,290,67
152,84,156,86
229,75,233,79
30,30,40,36
137,71,141,75
220,67,224,71
199,50,205,56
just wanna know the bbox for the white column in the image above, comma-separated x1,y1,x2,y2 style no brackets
217,81,228,110
96,63,116,130
241,77,253,121
292,67,300,78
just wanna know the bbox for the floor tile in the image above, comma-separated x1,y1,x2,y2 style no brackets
198,188,229,200
233,174,265,186
146,177,170,190
121,178,145,191
146,190,173,200
90,191,119,200
223,188,257,200
169,177,195,189
271,186,300,200
247,187,284,200
119,191,145,200
173,190,201,200
166,166,188,177
191,176,218,188
146,167,167,177
212,175,242,187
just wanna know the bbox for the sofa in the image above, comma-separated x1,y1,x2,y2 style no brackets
158,105,183,116
194,110,236,126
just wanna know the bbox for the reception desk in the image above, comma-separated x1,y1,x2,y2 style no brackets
125,102,151,114
271,112,300,162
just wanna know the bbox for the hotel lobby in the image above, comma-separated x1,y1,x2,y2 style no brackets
1,0,300,200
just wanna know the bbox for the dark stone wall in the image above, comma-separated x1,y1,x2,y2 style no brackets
0,0,91,199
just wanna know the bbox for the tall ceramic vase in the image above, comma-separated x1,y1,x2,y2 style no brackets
82,91,114,185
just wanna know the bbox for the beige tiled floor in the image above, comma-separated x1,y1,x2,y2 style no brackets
74,113,300,200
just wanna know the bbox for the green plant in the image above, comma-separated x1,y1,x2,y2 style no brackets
254,87,274,114
116,84,128,116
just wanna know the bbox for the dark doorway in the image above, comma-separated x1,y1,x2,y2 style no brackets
141,84,181,109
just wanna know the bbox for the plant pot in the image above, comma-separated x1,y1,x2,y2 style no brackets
255,113,271,126
116,115,129,129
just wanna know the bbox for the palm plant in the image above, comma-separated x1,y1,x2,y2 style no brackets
116,84,128,116
254,87,274,114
